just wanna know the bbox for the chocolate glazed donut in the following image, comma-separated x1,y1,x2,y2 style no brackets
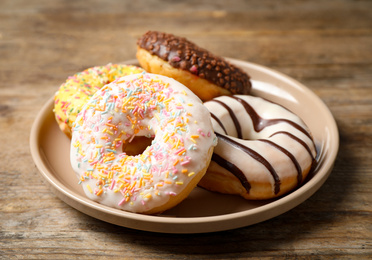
136,31,251,101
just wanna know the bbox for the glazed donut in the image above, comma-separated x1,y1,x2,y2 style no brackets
136,31,251,101
70,73,217,214
199,94,317,200
54,64,144,138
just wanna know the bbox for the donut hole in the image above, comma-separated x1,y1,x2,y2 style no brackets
122,136,154,156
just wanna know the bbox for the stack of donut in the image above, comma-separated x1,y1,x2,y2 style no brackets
53,31,317,214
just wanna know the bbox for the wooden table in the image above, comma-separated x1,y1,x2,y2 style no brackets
1,0,371,258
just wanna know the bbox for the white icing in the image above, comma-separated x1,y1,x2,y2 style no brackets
70,73,216,213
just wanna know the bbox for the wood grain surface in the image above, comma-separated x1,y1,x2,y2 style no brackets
1,0,371,259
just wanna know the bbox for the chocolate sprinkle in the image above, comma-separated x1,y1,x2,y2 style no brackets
137,31,251,95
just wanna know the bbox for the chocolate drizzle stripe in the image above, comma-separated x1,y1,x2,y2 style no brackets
212,153,251,193
230,96,312,140
258,139,303,185
215,132,281,194
270,131,315,160
211,100,242,139
210,112,228,135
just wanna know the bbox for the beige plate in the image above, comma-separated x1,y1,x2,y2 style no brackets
30,59,339,233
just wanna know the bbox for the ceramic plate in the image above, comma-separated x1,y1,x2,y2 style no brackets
30,59,339,233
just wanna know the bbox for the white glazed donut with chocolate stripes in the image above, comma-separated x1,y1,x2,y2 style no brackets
199,95,317,200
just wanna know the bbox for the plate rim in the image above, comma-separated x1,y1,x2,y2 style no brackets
30,58,339,233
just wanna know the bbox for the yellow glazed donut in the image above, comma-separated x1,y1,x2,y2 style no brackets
200,94,317,200
70,73,217,214
54,64,144,138
136,31,252,101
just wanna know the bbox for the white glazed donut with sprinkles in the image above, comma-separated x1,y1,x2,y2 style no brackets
70,73,217,214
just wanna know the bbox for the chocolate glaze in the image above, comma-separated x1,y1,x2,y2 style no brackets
258,139,303,185
137,31,251,95
270,131,315,160
231,96,313,140
210,113,228,135
212,100,242,139
215,133,281,194
212,153,251,193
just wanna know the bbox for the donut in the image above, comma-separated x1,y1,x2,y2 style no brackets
70,73,217,214
199,94,317,200
136,31,252,101
54,64,144,138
